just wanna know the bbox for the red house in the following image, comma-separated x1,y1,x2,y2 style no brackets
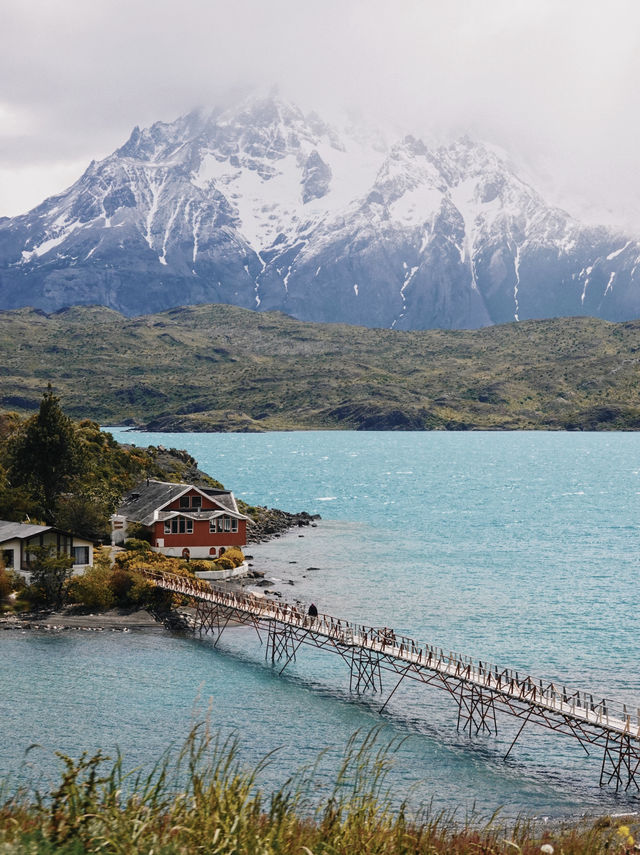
111,480,249,560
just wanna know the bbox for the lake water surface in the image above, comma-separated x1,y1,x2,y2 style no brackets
2,430,640,819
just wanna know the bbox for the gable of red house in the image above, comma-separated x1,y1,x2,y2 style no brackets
111,480,249,560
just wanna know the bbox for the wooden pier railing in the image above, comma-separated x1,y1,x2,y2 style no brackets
141,567,640,792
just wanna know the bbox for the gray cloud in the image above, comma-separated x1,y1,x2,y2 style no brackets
1,0,639,229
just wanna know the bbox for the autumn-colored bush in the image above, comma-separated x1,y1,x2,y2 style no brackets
0,563,11,601
122,538,154,553
214,556,235,571
66,563,115,610
221,546,245,568
115,545,182,573
188,561,212,574
109,567,138,602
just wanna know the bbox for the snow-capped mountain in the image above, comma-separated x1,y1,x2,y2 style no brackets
1,94,639,329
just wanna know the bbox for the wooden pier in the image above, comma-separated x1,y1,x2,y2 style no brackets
143,568,640,792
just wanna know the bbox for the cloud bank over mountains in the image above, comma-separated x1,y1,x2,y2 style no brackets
1,0,639,230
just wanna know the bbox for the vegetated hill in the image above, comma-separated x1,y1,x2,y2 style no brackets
1,303,640,431
1,93,640,329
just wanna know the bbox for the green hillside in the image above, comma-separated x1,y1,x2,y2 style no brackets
1,304,640,431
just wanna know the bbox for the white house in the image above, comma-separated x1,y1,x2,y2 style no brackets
0,520,94,579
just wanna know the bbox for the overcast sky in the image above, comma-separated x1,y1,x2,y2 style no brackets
1,0,639,230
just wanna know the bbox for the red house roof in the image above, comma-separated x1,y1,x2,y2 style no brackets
115,480,249,527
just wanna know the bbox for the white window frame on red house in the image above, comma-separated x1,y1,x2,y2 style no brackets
164,517,193,535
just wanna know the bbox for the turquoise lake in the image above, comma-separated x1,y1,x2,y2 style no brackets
2,430,640,820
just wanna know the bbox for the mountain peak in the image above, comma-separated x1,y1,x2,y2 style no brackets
0,96,638,330
220,91,305,127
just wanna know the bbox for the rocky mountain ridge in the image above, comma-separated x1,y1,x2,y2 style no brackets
1,94,639,329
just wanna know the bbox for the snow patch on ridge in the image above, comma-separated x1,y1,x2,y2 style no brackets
604,271,616,295
513,242,521,321
390,184,442,226
450,179,482,291
581,266,593,305
607,241,632,260
192,137,383,251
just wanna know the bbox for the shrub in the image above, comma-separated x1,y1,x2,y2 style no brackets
110,567,137,603
20,583,49,609
25,546,74,608
125,571,157,608
188,561,213,574
222,546,245,568
0,563,11,601
123,538,153,553
66,564,115,610
214,556,235,571
5,568,27,593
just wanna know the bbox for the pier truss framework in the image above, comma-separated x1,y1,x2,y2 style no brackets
148,569,640,793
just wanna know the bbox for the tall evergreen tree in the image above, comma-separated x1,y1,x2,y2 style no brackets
8,385,84,522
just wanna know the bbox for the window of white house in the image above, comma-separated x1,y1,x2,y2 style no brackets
73,546,90,565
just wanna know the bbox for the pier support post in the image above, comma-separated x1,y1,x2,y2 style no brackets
194,600,229,644
194,601,262,647
600,733,640,791
349,647,383,694
456,684,498,736
266,621,300,670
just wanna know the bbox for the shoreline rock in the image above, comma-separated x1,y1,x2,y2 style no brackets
246,508,320,543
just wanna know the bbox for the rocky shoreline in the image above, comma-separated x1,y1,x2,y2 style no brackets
0,608,162,632
246,508,320,543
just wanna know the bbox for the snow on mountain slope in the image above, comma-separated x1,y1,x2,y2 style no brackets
1,93,639,329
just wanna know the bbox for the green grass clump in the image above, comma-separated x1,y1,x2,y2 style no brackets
0,724,637,855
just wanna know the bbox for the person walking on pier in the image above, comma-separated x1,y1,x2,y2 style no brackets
308,603,318,618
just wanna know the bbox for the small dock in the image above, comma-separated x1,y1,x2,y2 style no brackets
143,568,640,792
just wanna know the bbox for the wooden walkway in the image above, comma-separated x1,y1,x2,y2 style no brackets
142,567,640,792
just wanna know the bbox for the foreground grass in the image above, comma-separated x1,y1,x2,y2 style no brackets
0,726,637,855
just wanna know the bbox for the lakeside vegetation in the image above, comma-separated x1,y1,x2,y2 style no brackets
0,724,637,855
1,304,640,431
0,386,223,542
0,389,248,612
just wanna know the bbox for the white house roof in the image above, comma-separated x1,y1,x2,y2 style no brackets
0,521,53,543
0,521,92,545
